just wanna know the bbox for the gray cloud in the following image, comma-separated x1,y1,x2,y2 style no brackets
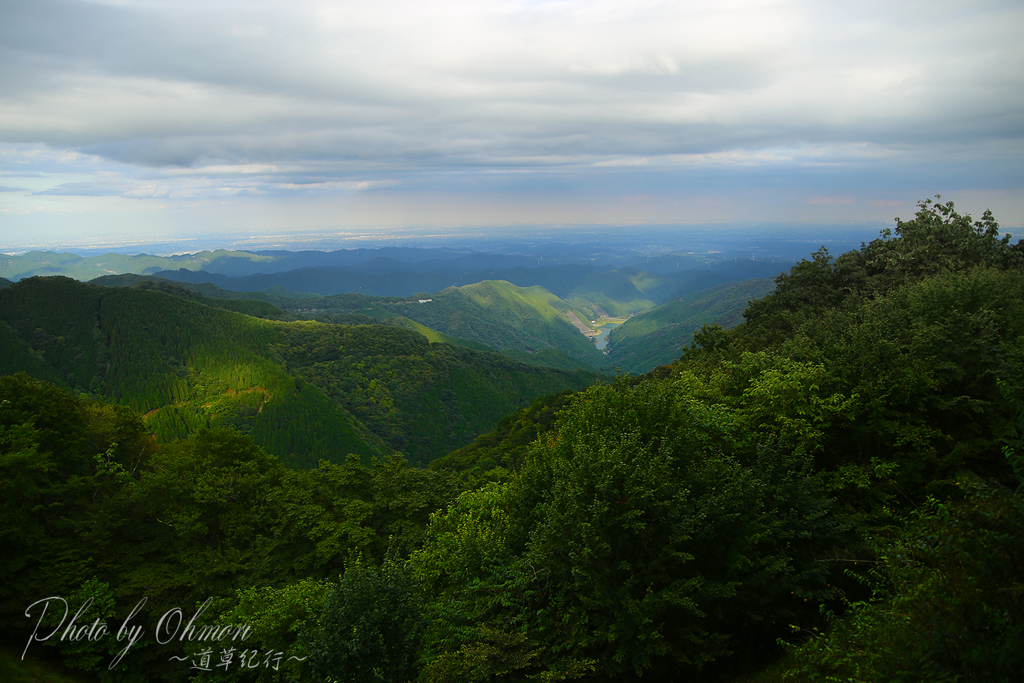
0,0,1021,240
33,181,131,196
3,1,1020,159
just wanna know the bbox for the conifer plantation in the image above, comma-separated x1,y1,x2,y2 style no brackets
1,199,1022,682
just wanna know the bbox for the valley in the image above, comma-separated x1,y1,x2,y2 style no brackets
3,206,1018,682
0,277,602,467
74,240,786,376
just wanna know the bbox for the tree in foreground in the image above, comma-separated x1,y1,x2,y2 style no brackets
305,549,421,683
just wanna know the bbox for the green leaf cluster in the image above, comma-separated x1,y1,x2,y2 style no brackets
0,376,463,681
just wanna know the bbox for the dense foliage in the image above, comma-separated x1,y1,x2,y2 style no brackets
0,278,600,467
782,475,1024,682
0,374,461,681
274,323,598,465
2,198,1021,682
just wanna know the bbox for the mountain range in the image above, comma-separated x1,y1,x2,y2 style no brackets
0,276,601,467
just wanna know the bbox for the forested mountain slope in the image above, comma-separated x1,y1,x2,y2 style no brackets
406,199,1024,681
94,274,606,371
283,279,607,367
154,265,458,298
0,277,601,466
272,323,601,464
564,267,728,317
89,274,286,318
92,273,336,311
603,278,775,374
2,199,1021,683
0,249,277,281
153,264,738,317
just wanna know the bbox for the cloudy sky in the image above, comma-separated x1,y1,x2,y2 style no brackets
1,0,1022,250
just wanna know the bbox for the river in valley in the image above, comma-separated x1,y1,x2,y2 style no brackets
594,320,623,351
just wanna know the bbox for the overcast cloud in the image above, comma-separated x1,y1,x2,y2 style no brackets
1,0,1022,249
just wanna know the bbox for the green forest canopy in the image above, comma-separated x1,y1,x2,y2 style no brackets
0,277,602,467
1,198,1022,682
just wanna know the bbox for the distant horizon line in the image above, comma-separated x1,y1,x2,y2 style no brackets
1,220,907,257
